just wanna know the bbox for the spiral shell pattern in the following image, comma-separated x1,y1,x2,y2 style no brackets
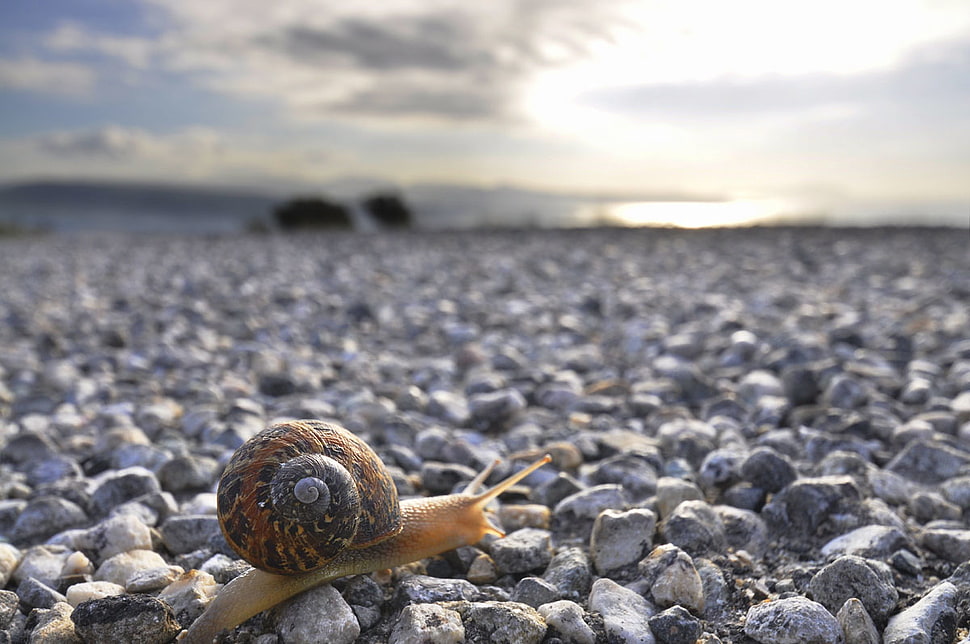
217,420,402,575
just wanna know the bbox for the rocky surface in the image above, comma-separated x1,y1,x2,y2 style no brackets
0,226,968,643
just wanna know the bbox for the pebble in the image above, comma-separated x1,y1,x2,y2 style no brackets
446,600,547,644
553,484,628,540
389,603,464,644
739,446,797,493
490,528,552,574
636,544,705,615
537,599,596,644
655,477,704,518
17,576,67,610
10,496,88,544
90,467,162,517
836,598,879,644
509,575,561,607
157,569,219,627
648,605,703,644
12,545,74,589
820,524,911,558
542,547,593,601
765,475,861,533
159,514,223,555
393,575,488,605
588,577,656,644
590,508,657,575
882,581,958,644
885,439,970,484
275,583,360,644
0,543,22,587
26,601,80,643
71,593,182,644
743,595,844,644
807,555,898,625
920,527,970,563
0,589,17,628
660,500,727,556
94,549,168,586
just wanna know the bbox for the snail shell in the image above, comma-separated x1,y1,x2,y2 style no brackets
217,420,401,575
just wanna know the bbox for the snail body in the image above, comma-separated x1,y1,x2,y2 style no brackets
181,420,549,643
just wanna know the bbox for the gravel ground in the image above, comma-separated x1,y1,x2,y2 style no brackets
1,226,969,643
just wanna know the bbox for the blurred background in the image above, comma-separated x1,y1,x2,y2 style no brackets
1,0,968,233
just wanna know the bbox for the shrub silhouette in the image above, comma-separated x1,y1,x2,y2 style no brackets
362,192,413,228
274,196,352,230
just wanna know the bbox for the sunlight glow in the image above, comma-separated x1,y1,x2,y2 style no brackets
600,199,791,228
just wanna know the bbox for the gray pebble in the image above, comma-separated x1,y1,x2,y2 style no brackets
159,515,223,555
389,603,464,644
648,605,703,644
448,600,547,644
71,593,182,644
882,581,957,644
157,455,219,493
274,583,360,644
537,600,596,644
0,589,18,629
739,447,797,493
661,500,726,556
636,544,705,615
836,598,879,644
765,475,861,534
490,528,552,575
419,461,478,494
510,576,561,608
426,390,470,426
10,495,88,544
807,555,898,625
588,578,656,644
554,485,627,540
17,576,67,610
542,547,592,601
885,439,970,484
743,595,844,644
393,574,487,605
590,508,657,576
25,601,78,643
821,524,911,559
920,527,970,563
91,467,162,517
468,388,526,426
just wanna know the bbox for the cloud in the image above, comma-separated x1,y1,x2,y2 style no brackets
44,21,155,68
0,56,96,97
36,126,222,160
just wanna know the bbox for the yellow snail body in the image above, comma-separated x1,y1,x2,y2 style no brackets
180,420,550,643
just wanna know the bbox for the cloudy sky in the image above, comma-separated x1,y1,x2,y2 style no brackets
1,0,968,224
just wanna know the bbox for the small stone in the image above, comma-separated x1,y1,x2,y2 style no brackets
743,596,845,644
533,472,584,508
17,576,67,610
661,500,726,556
71,593,181,644
740,447,797,493
393,575,487,604
490,528,552,574
588,578,657,644
446,600,546,644
426,390,470,425
590,508,657,576
542,547,593,601
11,545,73,588
468,388,526,425
419,461,478,494
157,455,220,493
885,439,970,484
822,373,868,408
698,449,745,490
76,513,154,564
882,581,957,644
921,527,970,563
0,542,22,587
941,475,970,510
496,504,550,532
537,600,596,644
26,601,81,643
0,589,18,629
908,490,962,522
714,506,768,557
637,544,705,615
655,477,704,518
65,581,126,607
648,605,703,644
389,603,464,644
159,515,223,555
10,496,88,544
807,555,898,625
275,583,360,644
836,598,879,644
125,565,186,593
91,467,162,517
766,475,861,534
821,525,911,558
158,569,219,627
94,549,168,586
466,553,498,584
510,576,561,608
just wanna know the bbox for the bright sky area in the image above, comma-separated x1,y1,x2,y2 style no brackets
1,0,968,226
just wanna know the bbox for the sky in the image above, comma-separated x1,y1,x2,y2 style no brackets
1,0,968,225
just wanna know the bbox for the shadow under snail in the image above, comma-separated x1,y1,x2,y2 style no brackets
180,419,550,642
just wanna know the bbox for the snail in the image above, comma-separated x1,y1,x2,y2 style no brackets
180,420,550,642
